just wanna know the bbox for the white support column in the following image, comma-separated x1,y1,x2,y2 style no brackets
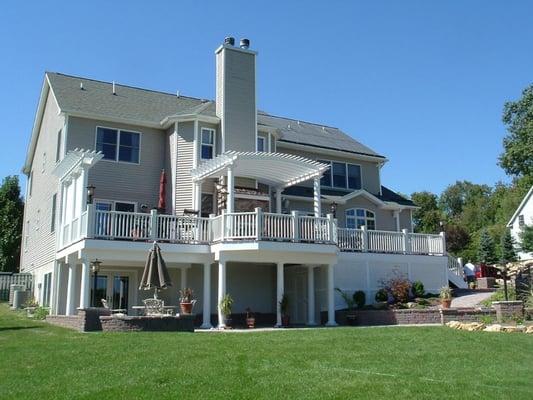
217,260,227,328
440,231,447,255
180,267,187,289
276,262,284,327
275,188,282,213
52,261,62,315
226,166,234,213
394,210,401,232
326,264,337,326
313,176,322,217
201,263,212,329
307,265,316,326
65,260,78,316
79,257,90,309
194,181,202,213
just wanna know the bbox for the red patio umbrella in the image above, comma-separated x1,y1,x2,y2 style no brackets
158,169,166,212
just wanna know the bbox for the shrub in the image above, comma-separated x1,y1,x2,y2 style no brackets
375,288,388,302
380,272,412,303
33,306,49,320
335,288,356,310
353,291,366,308
412,281,425,297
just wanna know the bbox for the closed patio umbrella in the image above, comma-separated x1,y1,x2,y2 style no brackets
139,242,172,298
158,169,166,213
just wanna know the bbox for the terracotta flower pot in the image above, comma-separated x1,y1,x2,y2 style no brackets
441,299,452,309
180,302,193,314
246,317,256,329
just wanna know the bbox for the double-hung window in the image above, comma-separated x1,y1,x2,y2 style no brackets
332,162,346,188
319,160,362,190
201,128,215,160
347,164,362,189
96,127,140,163
346,208,375,230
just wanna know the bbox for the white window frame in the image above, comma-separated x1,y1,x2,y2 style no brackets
95,126,142,165
200,127,216,160
95,199,138,213
257,135,269,152
318,158,363,190
345,208,376,230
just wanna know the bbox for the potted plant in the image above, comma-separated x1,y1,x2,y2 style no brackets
179,288,195,314
219,293,233,328
279,294,290,327
336,288,357,325
245,307,256,329
440,286,453,309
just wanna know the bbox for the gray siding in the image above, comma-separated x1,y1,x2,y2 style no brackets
175,121,195,215
216,46,256,152
67,117,165,209
278,146,381,195
20,90,64,272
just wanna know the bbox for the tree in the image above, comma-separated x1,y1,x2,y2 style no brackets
499,84,533,178
478,229,497,265
500,229,517,263
411,191,442,233
519,225,533,253
0,176,24,272
444,224,470,254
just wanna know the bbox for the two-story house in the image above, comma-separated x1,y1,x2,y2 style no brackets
21,38,463,328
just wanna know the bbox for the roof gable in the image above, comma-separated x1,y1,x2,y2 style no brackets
507,185,533,227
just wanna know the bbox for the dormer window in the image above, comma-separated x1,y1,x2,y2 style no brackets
201,128,215,160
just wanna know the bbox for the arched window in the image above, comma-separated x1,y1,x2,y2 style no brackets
346,208,376,230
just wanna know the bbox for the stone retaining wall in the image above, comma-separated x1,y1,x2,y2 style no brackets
99,315,195,332
46,308,111,332
492,301,524,322
332,307,497,326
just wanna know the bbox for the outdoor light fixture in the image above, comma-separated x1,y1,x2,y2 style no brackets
90,258,102,307
330,202,338,218
86,185,95,204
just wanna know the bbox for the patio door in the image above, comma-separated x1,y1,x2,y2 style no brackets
91,272,133,310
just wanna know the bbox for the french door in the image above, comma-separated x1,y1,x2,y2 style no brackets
91,272,133,310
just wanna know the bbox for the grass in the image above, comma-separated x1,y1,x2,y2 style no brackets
1,304,532,399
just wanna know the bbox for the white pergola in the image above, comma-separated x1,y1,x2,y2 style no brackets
191,151,329,216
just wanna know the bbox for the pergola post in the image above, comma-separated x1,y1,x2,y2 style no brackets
276,262,284,327
326,264,337,326
313,176,321,217
226,166,234,213
275,188,282,213
201,263,212,329
217,260,227,328
194,181,202,214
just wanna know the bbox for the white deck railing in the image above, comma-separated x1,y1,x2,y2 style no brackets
58,205,446,256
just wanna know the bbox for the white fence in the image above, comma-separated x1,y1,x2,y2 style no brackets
58,206,446,256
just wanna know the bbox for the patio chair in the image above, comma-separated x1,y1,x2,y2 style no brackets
142,298,165,316
101,299,127,315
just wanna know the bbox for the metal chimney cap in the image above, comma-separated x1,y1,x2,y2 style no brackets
240,38,250,49
224,37,235,46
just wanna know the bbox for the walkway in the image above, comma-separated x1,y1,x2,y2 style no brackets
451,289,495,308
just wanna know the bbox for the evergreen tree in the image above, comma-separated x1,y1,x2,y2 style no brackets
500,229,517,263
478,229,497,265
519,225,533,253
0,176,24,272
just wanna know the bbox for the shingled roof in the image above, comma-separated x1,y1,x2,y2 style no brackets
46,72,385,159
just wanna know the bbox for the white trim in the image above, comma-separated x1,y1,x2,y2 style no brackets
94,126,142,165
507,186,533,227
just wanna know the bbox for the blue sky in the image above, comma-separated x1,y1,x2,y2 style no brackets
1,1,532,196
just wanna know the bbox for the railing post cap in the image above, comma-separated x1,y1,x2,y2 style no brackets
209,213,215,218
255,207,262,213
402,228,408,233
291,210,299,216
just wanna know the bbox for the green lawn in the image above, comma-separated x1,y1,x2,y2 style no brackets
1,304,532,399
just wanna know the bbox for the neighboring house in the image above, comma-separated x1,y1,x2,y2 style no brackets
20,38,463,328
507,185,533,261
